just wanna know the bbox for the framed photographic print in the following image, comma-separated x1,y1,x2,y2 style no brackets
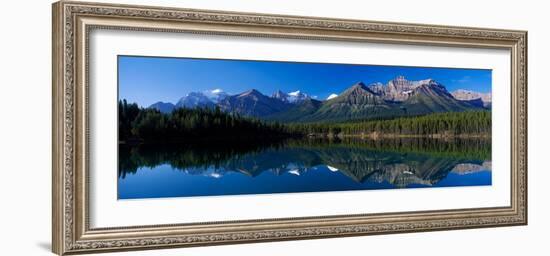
52,1,527,255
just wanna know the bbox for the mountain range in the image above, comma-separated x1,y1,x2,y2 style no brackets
147,76,490,123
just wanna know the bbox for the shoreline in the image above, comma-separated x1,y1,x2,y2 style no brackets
120,133,491,145
318,133,491,139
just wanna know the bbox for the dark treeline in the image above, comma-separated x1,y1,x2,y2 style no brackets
118,99,298,142
119,99,491,142
288,110,491,136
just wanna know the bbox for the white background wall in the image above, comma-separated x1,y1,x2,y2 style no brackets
0,0,547,255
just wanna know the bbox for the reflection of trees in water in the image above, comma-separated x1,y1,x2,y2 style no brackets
118,139,288,178
118,137,491,187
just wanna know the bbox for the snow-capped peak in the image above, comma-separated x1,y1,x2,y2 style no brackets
327,93,338,100
288,90,301,96
211,88,224,94
272,90,310,103
203,88,228,102
413,78,438,87
176,92,214,108
288,91,310,103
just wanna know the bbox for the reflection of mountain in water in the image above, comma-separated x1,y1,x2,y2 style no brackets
451,161,492,175
119,138,491,188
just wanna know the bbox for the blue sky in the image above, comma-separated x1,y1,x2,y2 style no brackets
119,55,492,107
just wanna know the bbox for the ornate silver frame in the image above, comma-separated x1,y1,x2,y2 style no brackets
52,1,527,255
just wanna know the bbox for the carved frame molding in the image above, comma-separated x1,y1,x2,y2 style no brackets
52,1,527,255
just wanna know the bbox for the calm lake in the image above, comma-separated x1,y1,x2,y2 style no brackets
118,138,491,199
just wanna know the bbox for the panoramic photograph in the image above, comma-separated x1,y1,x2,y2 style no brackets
117,56,492,200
